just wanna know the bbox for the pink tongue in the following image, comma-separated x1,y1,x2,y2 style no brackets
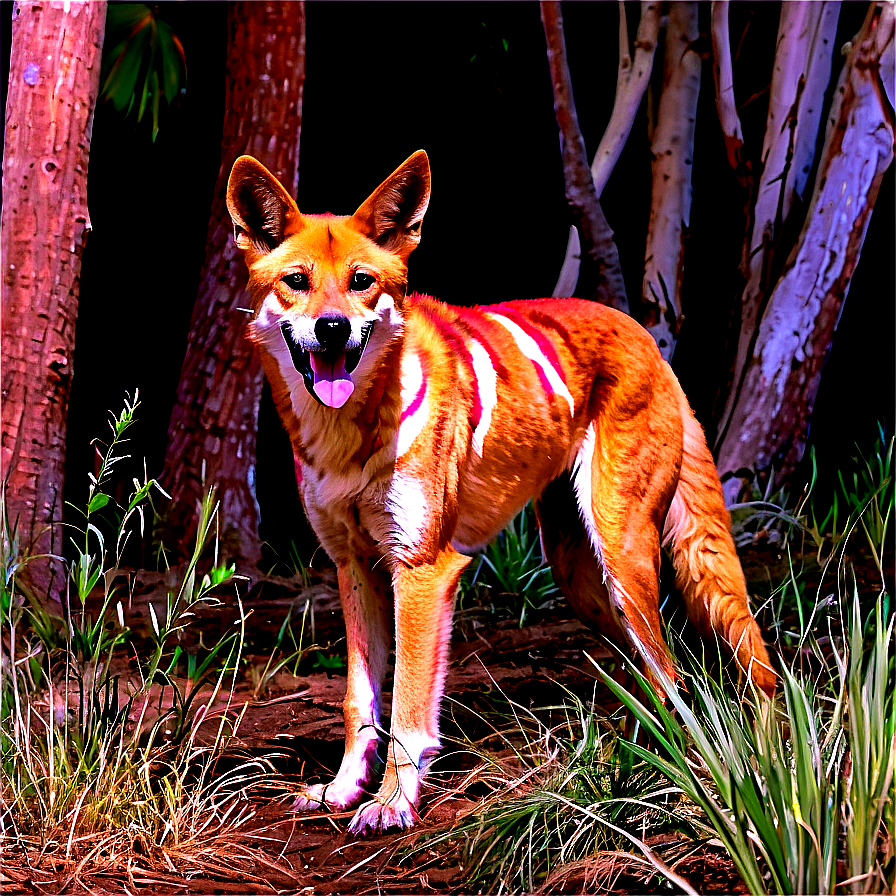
308,352,354,408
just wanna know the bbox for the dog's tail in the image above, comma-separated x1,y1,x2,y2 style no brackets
663,387,776,695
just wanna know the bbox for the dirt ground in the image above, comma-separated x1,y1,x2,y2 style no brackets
6,542,825,895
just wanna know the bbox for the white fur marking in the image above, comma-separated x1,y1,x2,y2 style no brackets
397,351,429,458
571,427,655,645
468,339,498,457
571,422,603,565
486,313,574,416
391,730,441,772
252,293,307,412
387,473,428,548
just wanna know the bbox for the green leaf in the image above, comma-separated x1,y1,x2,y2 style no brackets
157,25,186,103
151,70,161,142
104,25,150,111
88,493,110,515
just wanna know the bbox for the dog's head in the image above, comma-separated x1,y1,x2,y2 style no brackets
227,152,430,409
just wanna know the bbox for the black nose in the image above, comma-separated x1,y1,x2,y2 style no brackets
315,314,351,351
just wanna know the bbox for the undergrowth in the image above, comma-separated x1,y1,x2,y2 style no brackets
0,395,294,888
458,503,560,629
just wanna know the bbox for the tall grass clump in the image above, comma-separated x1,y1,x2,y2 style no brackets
420,688,700,895
597,588,892,895
0,395,270,882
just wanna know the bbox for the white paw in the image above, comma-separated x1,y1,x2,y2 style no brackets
292,779,366,813
347,793,418,835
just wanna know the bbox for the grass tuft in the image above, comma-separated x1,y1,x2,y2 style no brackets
0,395,292,888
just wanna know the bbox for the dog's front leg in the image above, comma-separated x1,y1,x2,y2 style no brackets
294,558,392,812
348,546,470,834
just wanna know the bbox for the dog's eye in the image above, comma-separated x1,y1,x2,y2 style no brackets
282,272,309,291
349,272,375,292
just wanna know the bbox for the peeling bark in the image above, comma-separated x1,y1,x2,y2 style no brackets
715,2,841,445
716,1,894,500
160,2,305,567
541,0,629,313
1,0,106,599
641,2,701,360
553,2,660,300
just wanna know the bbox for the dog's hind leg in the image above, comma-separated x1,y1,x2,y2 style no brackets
536,473,652,716
535,473,625,644
294,557,392,812
567,419,681,694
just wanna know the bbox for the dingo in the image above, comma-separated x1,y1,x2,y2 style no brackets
226,151,774,834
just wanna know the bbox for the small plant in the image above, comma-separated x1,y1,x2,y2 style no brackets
794,427,893,580
0,395,271,887
836,427,893,583
264,538,313,588
460,503,559,627
249,595,313,698
100,2,187,141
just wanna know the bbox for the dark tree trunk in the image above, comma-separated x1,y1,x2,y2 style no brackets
1,0,106,600
540,0,629,314
160,1,305,567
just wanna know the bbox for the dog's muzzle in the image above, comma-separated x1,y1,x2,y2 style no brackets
281,320,373,409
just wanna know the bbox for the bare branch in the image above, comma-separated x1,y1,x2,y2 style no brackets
553,2,660,299
716,1,894,498
641,2,701,360
592,2,662,197
711,1,747,180
714,1,840,448
541,0,628,312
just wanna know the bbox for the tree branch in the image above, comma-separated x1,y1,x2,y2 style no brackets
541,0,629,312
711,1,747,182
553,2,660,299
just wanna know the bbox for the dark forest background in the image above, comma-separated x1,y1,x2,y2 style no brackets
2,1,893,566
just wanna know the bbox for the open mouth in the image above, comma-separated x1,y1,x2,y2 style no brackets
281,322,373,409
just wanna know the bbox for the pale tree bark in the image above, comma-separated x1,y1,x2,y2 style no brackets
714,2,841,446
641,1,701,360
711,1,748,185
716,1,894,501
160,2,305,567
1,0,106,599
553,2,660,299
540,0,629,313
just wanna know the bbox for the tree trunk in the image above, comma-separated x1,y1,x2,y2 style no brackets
713,2,841,446
159,2,305,568
540,0,629,313
1,0,106,600
641,1,701,359
716,1,894,501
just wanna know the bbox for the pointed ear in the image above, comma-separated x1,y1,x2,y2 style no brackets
226,156,300,255
352,150,431,261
